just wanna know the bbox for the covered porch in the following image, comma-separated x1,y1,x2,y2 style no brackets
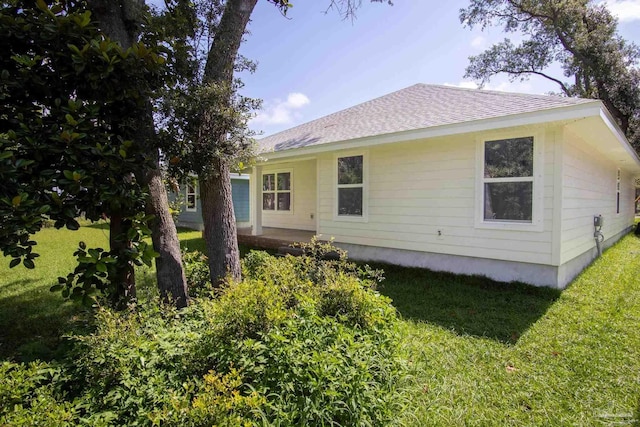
248,157,319,247
237,227,317,250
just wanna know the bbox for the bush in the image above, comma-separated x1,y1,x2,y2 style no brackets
0,362,77,425
182,249,212,298
1,243,403,426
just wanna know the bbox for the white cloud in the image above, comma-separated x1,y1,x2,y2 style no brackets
285,92,310,109
253,92,310,126
470,35,487,50
600,0,640,22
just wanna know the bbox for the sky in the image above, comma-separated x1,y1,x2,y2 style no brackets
235,0,640,137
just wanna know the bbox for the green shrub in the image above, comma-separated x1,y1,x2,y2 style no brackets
182,250,212,298
0,362,77,425
1,243,402,426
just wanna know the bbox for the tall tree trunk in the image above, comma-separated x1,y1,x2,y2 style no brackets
200,158,240,283
199,0,258,284
88,0,189,307
145,149,189,307
109,213,136,308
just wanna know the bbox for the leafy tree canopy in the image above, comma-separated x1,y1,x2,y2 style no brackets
460,0,640,152
0,0,165,305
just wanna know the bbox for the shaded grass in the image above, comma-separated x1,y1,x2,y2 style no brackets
0,225,109,362
0,225,261,362
378,266,560,344
178,227,272,257
394,233,640,426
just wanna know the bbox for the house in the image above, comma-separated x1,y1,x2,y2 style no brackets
248,84,640,289
172,174,251,230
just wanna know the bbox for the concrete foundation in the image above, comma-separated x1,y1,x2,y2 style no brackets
335,226,632,289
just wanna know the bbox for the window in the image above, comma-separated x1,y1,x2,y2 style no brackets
482,136,534,223
263,172,291,211
616,169,621,214
186,181,197,212
337,155,364,216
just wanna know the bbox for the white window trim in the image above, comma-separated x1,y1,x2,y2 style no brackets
474,130,544,232
262,169,293,214
185,180,197,212
333,151,368,222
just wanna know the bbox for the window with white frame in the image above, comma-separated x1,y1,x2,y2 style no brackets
186,181,197,212
337,155,364,216
263,172,291,211
482,136,534,222
616,169,621,214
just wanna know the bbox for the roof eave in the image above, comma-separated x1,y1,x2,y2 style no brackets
598,106,640,169
259,101,604,161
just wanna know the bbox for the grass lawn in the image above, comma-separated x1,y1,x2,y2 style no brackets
386,236,640,426
1,224,639,425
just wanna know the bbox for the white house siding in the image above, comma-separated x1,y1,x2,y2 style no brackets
262,159,317,231
560,129,636,264
316,127,558,265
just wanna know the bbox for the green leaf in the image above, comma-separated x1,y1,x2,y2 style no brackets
50,284,63,292
15,159,35,169
65,114,78,126
79,241,87,250
81,12,91,27
96,263,107,273
66,219,80,230
82,294,94,307
23,259,35,269
36,0,48,12
63,170,74,180
9,258,20,268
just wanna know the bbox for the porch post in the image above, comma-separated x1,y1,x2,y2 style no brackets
250,164,263,236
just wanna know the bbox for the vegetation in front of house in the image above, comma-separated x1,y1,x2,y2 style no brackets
0,238,403,426
2,226,640,426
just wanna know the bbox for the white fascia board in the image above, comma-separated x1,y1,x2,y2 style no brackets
229,173,250,180
257,156,318,166
598,108,640,169
259,102,603,162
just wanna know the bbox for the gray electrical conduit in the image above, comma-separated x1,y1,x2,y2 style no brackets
594,223,604,257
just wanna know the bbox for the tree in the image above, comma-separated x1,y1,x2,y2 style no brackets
87,0,190,308
0,0,164,307
186,0,392,285
460,0,640,151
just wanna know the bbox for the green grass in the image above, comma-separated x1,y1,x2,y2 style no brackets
1,225,639,425
0,225,259,362
0,223,109,361
383,235,640,426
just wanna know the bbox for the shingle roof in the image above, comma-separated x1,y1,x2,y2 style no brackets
258,83,596,153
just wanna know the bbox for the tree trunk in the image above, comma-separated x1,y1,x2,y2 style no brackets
199,0,258,284
200,158,241,283
88,0,189,307
109,213,136,308
145,149,189,308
